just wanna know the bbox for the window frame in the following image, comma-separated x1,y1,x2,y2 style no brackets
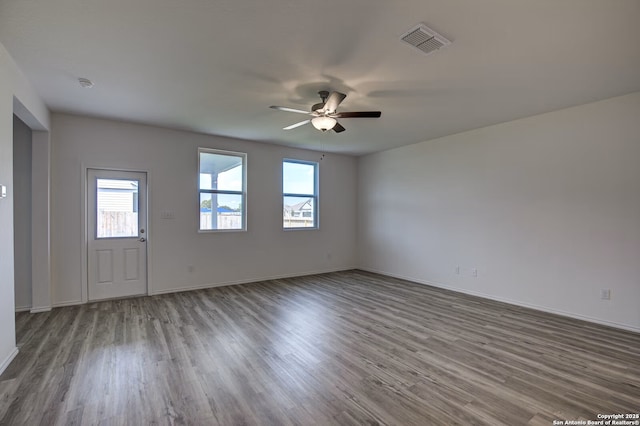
282,158,319,230
198,148,247,232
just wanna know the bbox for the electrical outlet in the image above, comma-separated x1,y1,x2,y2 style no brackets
455,266,460,275
601,289,611,300
188,265,195,274
472,268,478,277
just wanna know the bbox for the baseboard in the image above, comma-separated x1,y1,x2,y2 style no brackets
0,347,19,376
357,267,640,334
47,267,356,305
151,266,356,296
29,306,52,313
15,305,31,313
52,300,83,308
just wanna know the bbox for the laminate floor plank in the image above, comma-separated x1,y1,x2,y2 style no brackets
1,270,639,425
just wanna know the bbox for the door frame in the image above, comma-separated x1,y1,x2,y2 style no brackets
81,164,152,303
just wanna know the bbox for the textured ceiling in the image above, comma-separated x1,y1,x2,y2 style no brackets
1,0,639,155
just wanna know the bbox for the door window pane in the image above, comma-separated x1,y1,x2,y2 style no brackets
96,178,139,238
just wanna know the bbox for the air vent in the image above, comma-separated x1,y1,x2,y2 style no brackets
401,23,451,56
78,77,94,88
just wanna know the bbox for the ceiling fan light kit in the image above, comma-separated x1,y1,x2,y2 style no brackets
270,91,381,134
311,116,337,131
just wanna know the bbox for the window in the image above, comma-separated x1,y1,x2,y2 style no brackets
283,159,318,229
199,148,246,231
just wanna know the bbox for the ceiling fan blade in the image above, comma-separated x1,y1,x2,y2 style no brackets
323,91,347,113
332,122,346,133
283,119,310,130
270,106,311,115
334,111,381,118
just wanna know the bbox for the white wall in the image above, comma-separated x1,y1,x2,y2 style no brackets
358,92,640,332
50,114,357,304
13,115,32,310
0,42,49,374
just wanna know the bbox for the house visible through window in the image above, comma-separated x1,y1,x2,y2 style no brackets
199,148,246,231
96,178,139,238
283,159,318,229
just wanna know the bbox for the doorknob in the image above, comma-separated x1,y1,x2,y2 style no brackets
139,237,146,242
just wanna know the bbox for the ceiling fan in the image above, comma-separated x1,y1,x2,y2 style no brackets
270,91,381,133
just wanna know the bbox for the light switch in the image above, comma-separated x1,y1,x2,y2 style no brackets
0,185,6,198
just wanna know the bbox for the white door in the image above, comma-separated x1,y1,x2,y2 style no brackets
87,169,147,301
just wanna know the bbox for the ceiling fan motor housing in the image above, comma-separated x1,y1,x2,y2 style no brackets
313,91,330,112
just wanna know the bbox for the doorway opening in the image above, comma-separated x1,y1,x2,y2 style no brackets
13,115,32,312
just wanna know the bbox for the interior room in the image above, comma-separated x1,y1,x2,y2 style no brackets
1,1,639,424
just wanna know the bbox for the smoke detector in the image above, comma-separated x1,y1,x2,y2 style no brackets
400,23,451,56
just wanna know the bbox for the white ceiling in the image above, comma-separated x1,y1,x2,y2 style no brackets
1,0,639,155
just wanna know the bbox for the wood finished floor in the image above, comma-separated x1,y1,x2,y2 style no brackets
1,270,639,425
